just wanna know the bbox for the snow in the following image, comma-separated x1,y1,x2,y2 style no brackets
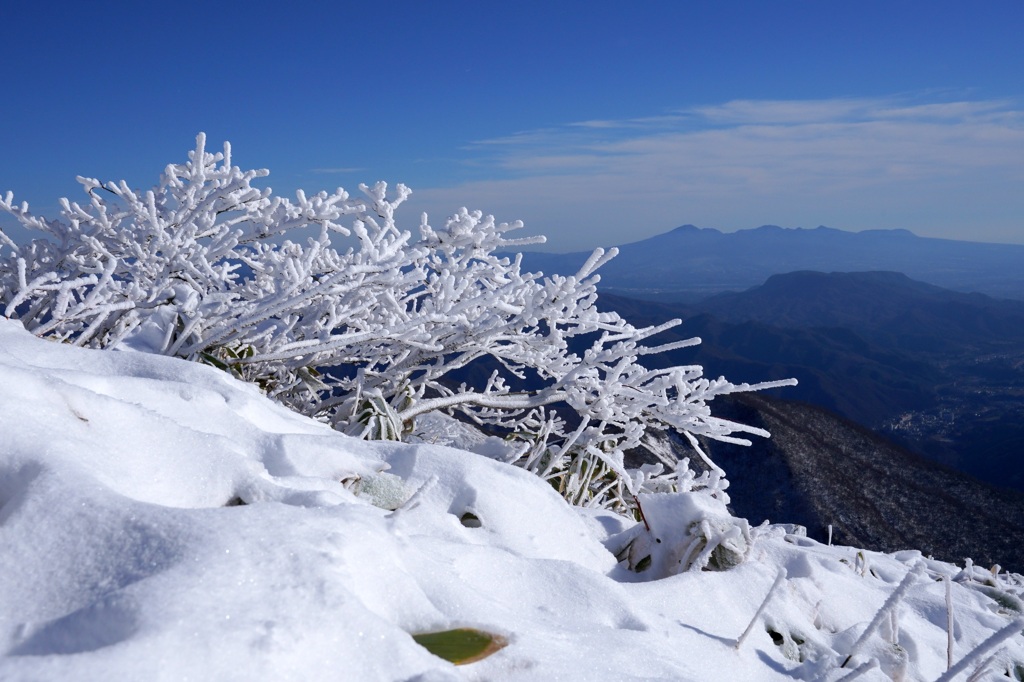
2,317,1023,681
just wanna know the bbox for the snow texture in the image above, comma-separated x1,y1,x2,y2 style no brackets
2,319,1023,680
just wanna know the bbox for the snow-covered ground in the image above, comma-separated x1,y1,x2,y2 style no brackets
1,317,1022,681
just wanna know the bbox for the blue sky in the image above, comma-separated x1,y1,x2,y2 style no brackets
2,1,1022,251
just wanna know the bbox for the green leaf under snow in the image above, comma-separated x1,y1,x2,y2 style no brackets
412,628,507,665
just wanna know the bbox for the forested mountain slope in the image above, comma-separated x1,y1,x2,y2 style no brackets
600,275,1024,493
696,394,1024,573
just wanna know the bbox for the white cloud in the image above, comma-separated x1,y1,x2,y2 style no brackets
310,167,364,174
688,98,881,125
405,96,1024,252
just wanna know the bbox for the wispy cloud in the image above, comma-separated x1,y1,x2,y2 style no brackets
568,115,687,130
406,96,1024,251
310,167,364,174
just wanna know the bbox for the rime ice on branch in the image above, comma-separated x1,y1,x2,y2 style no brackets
0,134,795,512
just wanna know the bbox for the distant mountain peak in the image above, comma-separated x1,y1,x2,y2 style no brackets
668,224,719,234
518,223,1024,300
666,224,917,240
761,270,917,287
860,227,918,237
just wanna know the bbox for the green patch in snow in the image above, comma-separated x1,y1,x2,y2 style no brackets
412,628,507,665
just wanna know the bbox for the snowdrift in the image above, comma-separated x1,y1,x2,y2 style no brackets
1,318,1022,681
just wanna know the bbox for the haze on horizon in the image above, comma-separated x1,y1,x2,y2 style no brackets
1,1,1022,253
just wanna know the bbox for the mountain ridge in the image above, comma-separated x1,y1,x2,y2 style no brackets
519,225,1024,300
596,270,1024,492
693,270,1024,353
699,393,1024,573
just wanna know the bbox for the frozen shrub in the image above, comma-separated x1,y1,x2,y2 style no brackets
0,134,794,512
614,491,751,576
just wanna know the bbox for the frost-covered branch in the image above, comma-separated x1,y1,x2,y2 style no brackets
1,134,796,513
